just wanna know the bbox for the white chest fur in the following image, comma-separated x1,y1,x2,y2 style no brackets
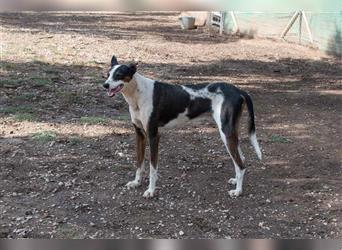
122,73,155,131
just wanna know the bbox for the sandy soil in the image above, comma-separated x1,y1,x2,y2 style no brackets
0,12,341,239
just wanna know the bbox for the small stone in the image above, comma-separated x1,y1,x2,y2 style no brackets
25,210,33,216
179,230,184,236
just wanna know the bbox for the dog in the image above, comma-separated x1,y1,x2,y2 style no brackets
103,55,262,198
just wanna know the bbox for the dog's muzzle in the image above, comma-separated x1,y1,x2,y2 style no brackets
103,83,124,97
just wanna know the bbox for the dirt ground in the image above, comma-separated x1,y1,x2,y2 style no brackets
0,12,341,239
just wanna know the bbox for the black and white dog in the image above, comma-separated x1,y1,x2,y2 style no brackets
103,56,262,198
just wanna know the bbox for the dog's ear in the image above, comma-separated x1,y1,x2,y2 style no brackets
128,62,138,74
111,55,119,66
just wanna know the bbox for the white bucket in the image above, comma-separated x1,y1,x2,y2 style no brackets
179,16,196,30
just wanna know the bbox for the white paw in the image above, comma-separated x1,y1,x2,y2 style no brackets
143,189,155,198
229,189,242,197
228,178,237,185
126,180,141,189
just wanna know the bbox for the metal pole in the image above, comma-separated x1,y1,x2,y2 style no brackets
230,11,240,33
207,11,213,33
219,11,224,35
298,11,302,44
281,11,300,39
302,11,314,44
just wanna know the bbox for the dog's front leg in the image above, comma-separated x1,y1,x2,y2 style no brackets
126,124,146,189
143,127,160,198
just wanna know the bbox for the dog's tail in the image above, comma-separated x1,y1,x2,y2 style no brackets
241,91,262,160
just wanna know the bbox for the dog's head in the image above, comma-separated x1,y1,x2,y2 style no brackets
103,55,137,97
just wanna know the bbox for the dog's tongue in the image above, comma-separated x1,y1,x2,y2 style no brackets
108,89,116,97
107,85,122,97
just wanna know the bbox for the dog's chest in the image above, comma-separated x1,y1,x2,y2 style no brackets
128,95,153,131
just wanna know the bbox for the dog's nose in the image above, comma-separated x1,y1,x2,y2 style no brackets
103,83,109,89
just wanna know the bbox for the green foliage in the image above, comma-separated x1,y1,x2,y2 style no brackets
14,113,36,122
0,105,34,114
31,77,50,87
68,136,82,145
56,90,82,104
0,79,21,88
114,114,130,121
32,131,56,143
80,116,108,125
13,93,36,101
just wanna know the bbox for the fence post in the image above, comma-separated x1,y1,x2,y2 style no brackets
298,11,302,44
219,11,224,35
230,11,240,34
281,11,300,39
302,11,314,44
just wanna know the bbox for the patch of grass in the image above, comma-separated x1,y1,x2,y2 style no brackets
31,77,51,87
0,62,15,70
14,113,36,122
68,136,82,145
80,116,108,125
0,105,34,114
32,131,56,143
270,135,292,143
0,79,21,88
113,114,130,121
13,93,36,101
45,69,60,76
56,90,81,104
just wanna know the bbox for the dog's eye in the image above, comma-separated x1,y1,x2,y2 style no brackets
114,73,124,79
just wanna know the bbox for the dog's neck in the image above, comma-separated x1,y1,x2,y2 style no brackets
121,74,138,98
121,72,152,110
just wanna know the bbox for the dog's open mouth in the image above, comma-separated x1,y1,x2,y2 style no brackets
108,84,124,97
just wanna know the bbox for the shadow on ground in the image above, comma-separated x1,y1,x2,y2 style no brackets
0,12,238,44
1,57,341,124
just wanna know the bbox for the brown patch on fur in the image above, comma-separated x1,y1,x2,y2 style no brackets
123,76,132,82
134,124,146,169
121,77,137,97
227,133,245,169
149,132,160,169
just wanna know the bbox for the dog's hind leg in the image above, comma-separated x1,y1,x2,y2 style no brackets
228,143,245,186
126,124,146,189
225,131,246,197
216,122,246,197
143,127,160,198
213,96,245,197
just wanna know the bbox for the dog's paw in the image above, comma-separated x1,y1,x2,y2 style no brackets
229,189,242,197
228,178,237,185
126,180,141,189
143,189,155,198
